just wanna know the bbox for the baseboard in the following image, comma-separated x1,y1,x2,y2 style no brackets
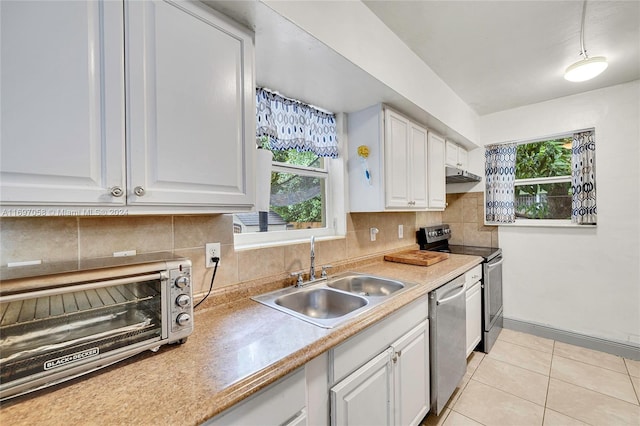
503,317,640,361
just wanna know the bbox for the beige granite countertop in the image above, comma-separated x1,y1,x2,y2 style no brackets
0,254,482,425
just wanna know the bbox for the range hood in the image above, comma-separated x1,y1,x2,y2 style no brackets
445,167,482,184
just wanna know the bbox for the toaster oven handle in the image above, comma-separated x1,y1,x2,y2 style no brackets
0,272,164,303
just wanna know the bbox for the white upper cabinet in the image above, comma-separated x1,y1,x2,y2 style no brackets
384,110,428,209
445,140,468,169
427,133,446,210
348,105,433,212
1,0,255,213
125,0,254,208
0,0,126,206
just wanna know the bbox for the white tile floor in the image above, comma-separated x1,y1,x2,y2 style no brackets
422,329,640,426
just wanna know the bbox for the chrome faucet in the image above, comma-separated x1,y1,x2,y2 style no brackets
309,236,316,281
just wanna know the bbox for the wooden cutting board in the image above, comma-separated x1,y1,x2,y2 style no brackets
384,250,449,267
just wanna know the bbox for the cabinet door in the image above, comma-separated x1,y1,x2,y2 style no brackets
392,320,430,426
409,125,428,208
427,133,446,209
331,348,394,426
125,0,255,207
466,281,482,356
457,147,468,170
384,110,410,208
0,0,125,206
445,141,459,167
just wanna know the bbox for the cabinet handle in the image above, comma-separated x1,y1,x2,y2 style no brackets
134,186,146,196
109,186,124,197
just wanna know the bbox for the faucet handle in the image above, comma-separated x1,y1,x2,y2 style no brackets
290,271,304,287
321,265,333,278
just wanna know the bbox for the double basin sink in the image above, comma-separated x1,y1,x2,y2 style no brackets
252,272,416,328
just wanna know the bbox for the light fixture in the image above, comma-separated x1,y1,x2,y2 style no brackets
564,0,608,82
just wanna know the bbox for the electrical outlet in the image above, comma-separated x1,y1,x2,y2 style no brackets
205,243,221,268
398,224,404,239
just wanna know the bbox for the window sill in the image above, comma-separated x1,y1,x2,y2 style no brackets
234,230,345,251
486,219,597,228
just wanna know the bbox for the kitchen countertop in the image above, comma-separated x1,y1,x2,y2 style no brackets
0,254,482,425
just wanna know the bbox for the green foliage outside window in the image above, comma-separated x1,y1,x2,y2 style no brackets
515,138,572,219
259,137,325,225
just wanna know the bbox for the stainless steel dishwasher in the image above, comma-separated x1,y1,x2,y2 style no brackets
429,274,466,415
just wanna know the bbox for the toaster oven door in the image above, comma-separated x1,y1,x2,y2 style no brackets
0,273,166,397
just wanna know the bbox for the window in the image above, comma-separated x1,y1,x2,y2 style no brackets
270,149,327,230
485,129,596,226
234,146,328,235
233,88,345,247
514,137,572,220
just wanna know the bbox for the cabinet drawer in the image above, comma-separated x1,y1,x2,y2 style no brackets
332,295,428,384
465,265,482,285
205,368,305,426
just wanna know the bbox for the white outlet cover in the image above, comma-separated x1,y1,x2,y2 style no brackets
205,243,221,267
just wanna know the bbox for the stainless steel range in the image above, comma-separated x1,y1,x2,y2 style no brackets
417,224,503,353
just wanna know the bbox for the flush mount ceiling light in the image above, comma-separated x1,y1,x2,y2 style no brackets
564,0,608,82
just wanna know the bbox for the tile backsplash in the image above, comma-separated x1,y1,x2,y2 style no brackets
0,210,442,298
444,192,499,247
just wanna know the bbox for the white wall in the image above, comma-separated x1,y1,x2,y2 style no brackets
261,0,479,145
480,80,640,346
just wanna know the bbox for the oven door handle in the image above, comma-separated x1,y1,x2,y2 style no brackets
0,273,164,302
486,257,504,269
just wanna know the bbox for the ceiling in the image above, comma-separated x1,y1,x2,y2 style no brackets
205,0,639,145
206,0,477,144
363,0,640,115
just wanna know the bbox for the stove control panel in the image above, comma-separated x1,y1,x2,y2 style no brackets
417,224,451,247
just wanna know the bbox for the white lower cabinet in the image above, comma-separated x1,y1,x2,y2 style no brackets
392,321,430,426
331,348,395,426
206,297,431,426
465,265,483,356
205,368,306,426
330,297,430,426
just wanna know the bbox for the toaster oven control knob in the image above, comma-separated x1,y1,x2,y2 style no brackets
176,313,191,326
176,294,191,307
175,275,190,288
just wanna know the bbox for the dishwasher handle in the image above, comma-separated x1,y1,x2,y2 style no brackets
435,284,466,305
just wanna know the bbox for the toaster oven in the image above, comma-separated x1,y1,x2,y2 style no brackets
0,253,193,401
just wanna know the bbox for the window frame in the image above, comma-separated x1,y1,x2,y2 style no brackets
234,114,346,249
485,128,596,228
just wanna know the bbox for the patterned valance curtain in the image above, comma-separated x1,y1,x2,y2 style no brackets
571,130,597,224
485,143,517,223
256,87,339,158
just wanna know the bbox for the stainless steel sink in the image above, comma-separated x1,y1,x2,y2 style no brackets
275,288,367,319
252,272,417,328
327,275,405,297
